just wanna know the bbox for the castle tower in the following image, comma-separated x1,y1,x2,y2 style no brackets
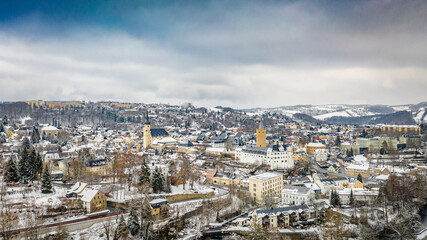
256,121,266,148
143,110,152,149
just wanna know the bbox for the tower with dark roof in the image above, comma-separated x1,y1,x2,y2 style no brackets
143,110,152,149
256,121,266,148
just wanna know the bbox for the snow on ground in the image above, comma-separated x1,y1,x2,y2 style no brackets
68,220,117,240
2,181,68,208
417,229,427,240
414,109,426,123
392,105,411,112
314,111,353,120
170,182,214,195
0,179,87,229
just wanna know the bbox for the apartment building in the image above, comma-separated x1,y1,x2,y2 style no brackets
249,172,283,204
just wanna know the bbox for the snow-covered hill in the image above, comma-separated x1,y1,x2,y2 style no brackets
244,102,427,124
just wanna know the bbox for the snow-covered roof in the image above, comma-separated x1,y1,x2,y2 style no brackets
346,164,369,171
68,182,88,194
376,175,390,181
80,188,99,202
158,137,177,143
42,126,59,131
250,172,282,181
282,185,312,195
307,142,325,147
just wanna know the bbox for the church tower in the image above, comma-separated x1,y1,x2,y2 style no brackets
256,121,266,148
143,110,152,149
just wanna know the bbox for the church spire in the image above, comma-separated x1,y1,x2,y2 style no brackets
144,109,150,125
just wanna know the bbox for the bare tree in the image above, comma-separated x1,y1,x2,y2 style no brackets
22,206,42,240
321,209,349,240
103,217,114,240
120,153,139,191
69,157,85,181
180,154,191,190
0,202,18,240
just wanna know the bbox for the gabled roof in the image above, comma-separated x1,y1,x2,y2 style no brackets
272,144,288,152
282,185,312,195
256,204,309,216
150,129,169,137
80,188,99,202
68,182,88,194
250,172,282,181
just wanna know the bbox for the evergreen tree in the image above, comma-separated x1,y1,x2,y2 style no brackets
164,176,172,193
335,135,341,146
336,191,341,207
28,148,37,181
127,209,140,236
31,127,40,144
41,166,53,194
22,137,31,149
357,173,363,183
4,157,19,183
361,129,368,138
151,167,164,193
115,215,128,239
35,152,43,178
331,190,341,207
349,189,354,206
0,123,4,133
19,148,31,183
2,115,8,125
139,159,151,185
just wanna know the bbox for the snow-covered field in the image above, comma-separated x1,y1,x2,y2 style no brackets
0,179,85,229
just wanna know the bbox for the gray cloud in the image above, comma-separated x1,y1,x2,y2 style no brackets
0,0,427,108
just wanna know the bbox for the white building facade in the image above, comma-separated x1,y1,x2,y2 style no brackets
281,185,315,206
235,145,294,170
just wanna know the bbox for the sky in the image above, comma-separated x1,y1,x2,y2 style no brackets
0,0,426,109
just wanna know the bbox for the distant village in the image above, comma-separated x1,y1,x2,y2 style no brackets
0,100,426,240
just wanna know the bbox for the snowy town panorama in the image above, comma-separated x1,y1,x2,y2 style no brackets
0,101,426,240
2,1,427,240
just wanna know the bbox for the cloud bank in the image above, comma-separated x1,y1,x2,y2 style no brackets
0,0,426,108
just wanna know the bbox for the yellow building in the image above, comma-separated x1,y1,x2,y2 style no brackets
374,168,390,175
150,198,169,219
80,189,107,213
85,158,111,176
249,172,283,204
25,100,45,108
381,125,420,135
46,101,84,108
256,122,266,148
345,164,370,178
306,142,326,155
143,118,152,149
142,111,169,149
212,172,242,186
348,180,364,189
40,125,62,139
293,150,307,162
252,205,318,229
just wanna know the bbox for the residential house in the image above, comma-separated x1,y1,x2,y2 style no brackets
150,197,169,219
80,188,107,213
281,185,314,206
337,188,378,205
66,182,89,198
249,172,283,204
345,164,370,178
306,142,326,155
252,204,318,229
